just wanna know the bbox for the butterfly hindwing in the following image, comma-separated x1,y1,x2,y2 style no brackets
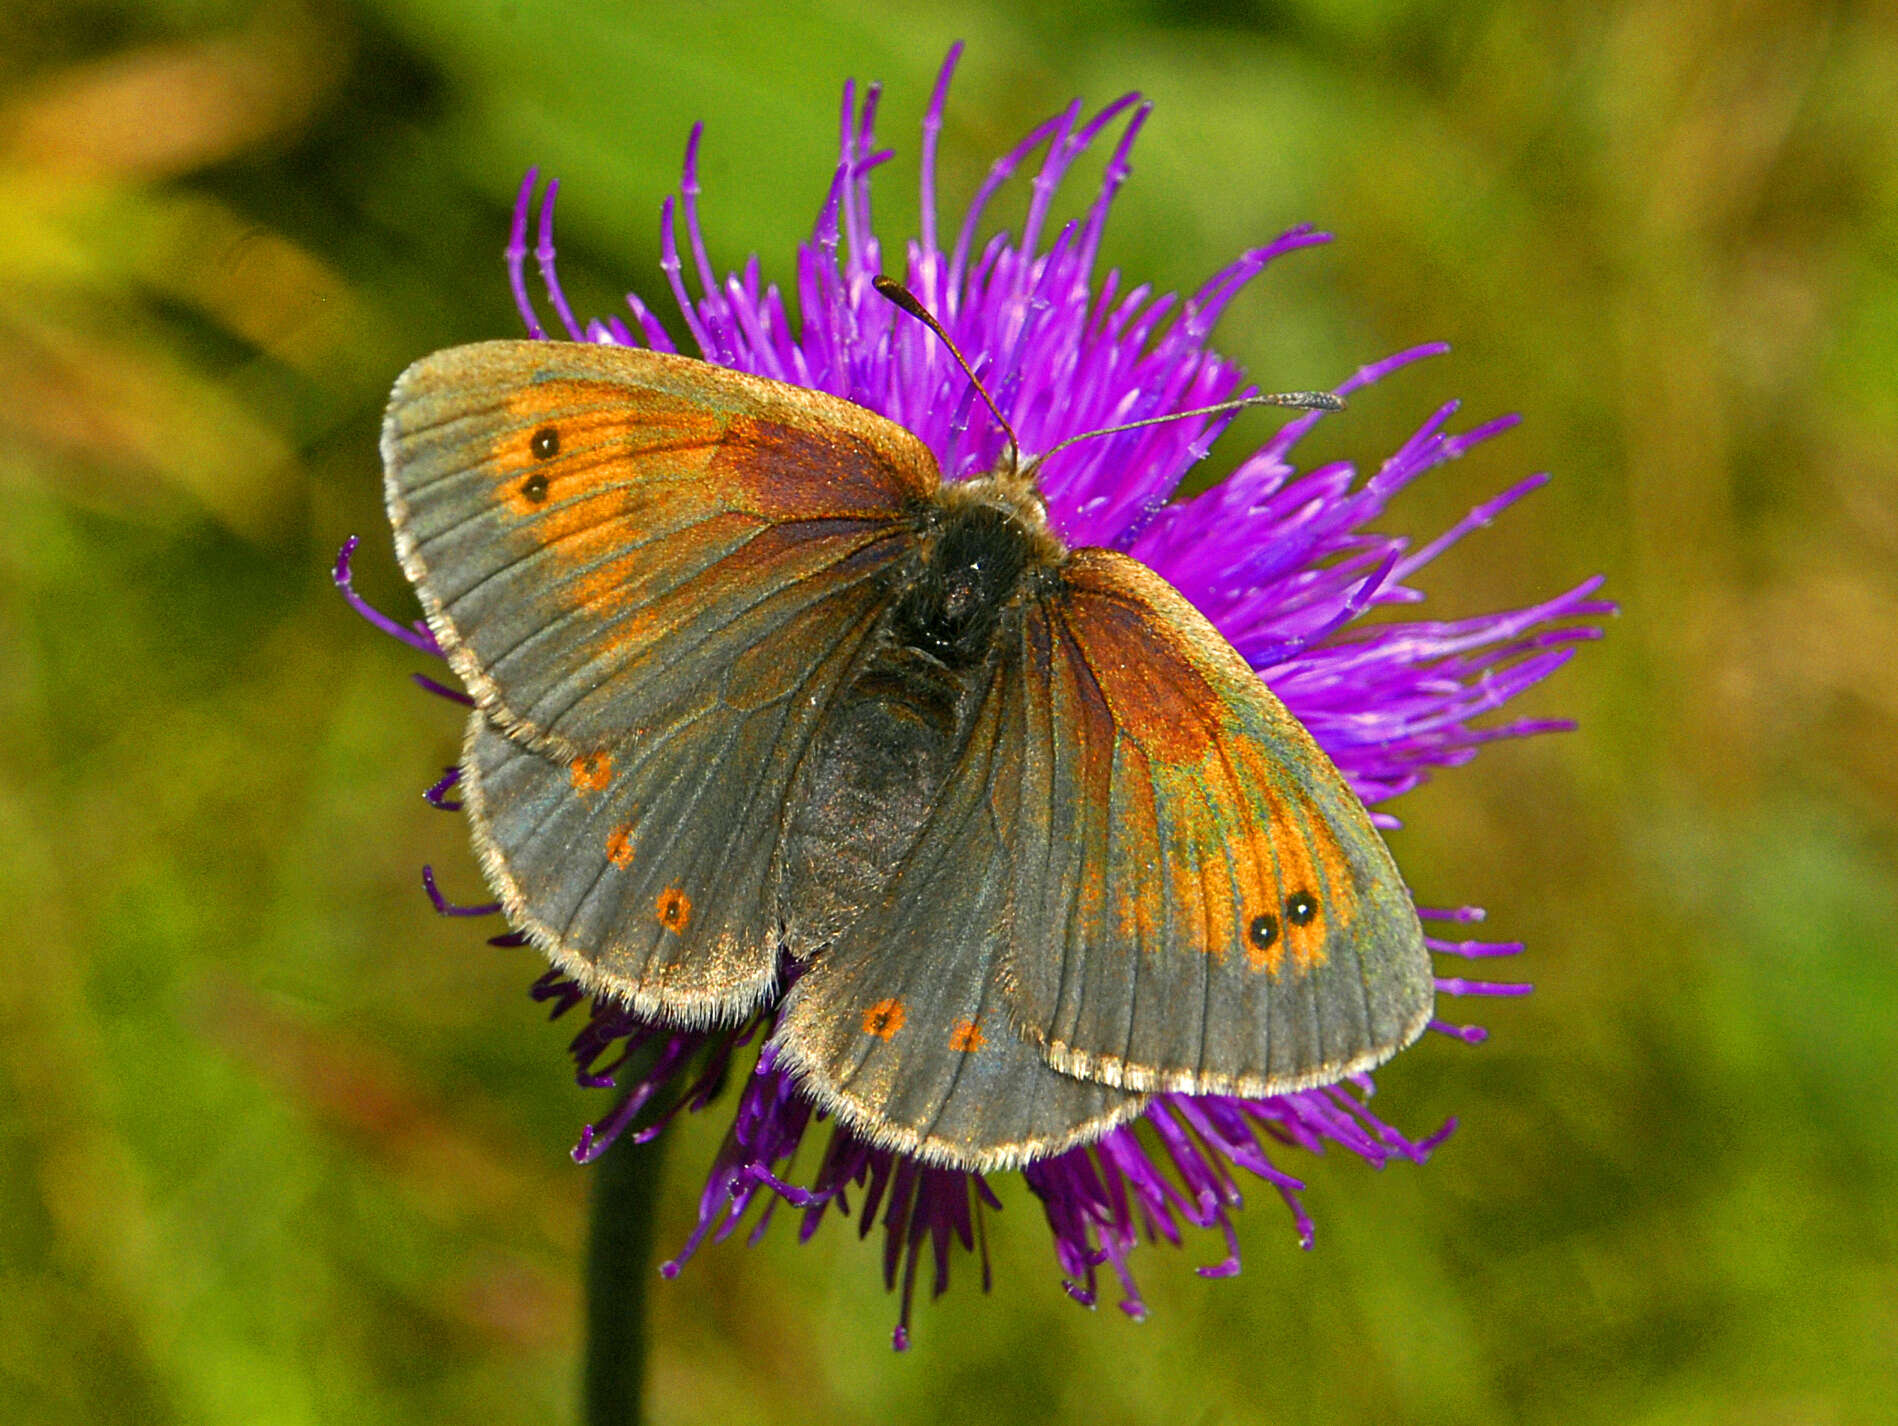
1001,547,1434,1096
459,556,888,1021
384,341,935,1019
772,655,1147,1170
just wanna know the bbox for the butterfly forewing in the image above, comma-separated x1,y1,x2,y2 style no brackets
383,341,935,1020
1001,548,1434,1096
384,342,934,753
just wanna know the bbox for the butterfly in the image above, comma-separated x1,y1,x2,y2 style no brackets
382,328,1434,1172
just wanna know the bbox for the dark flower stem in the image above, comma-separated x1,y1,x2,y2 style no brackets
583,1127,669,1426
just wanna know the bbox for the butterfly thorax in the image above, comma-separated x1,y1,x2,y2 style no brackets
896,472,1065,656
892,506,1021,666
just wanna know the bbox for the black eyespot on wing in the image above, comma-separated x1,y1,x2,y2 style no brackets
1248,913,1279,950
1285,891,1318,926
519,471,550,504
531,426,560,459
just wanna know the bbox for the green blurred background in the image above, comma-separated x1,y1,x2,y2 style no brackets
3,1,1893,1422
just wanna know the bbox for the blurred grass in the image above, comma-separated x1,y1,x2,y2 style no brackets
2,1,1894,1423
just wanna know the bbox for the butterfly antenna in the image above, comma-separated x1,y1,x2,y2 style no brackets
1024,389,1345,479
872,275,1022,475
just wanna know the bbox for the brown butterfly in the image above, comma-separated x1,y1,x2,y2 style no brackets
382,323,1433,1172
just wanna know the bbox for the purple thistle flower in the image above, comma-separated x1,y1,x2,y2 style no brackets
342,45,1608,1350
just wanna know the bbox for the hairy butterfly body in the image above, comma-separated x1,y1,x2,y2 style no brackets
384,338,1434,1171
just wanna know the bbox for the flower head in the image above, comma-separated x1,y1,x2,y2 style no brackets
342,45,1607,1348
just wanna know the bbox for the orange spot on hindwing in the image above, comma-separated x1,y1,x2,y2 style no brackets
569,751,613,792
605,825,635,868
948,1019,985,1052
862,999,906,1039
655,887,691,933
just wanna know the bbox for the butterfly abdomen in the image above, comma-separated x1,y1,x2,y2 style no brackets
779,500,1042,957
779,646,976,956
